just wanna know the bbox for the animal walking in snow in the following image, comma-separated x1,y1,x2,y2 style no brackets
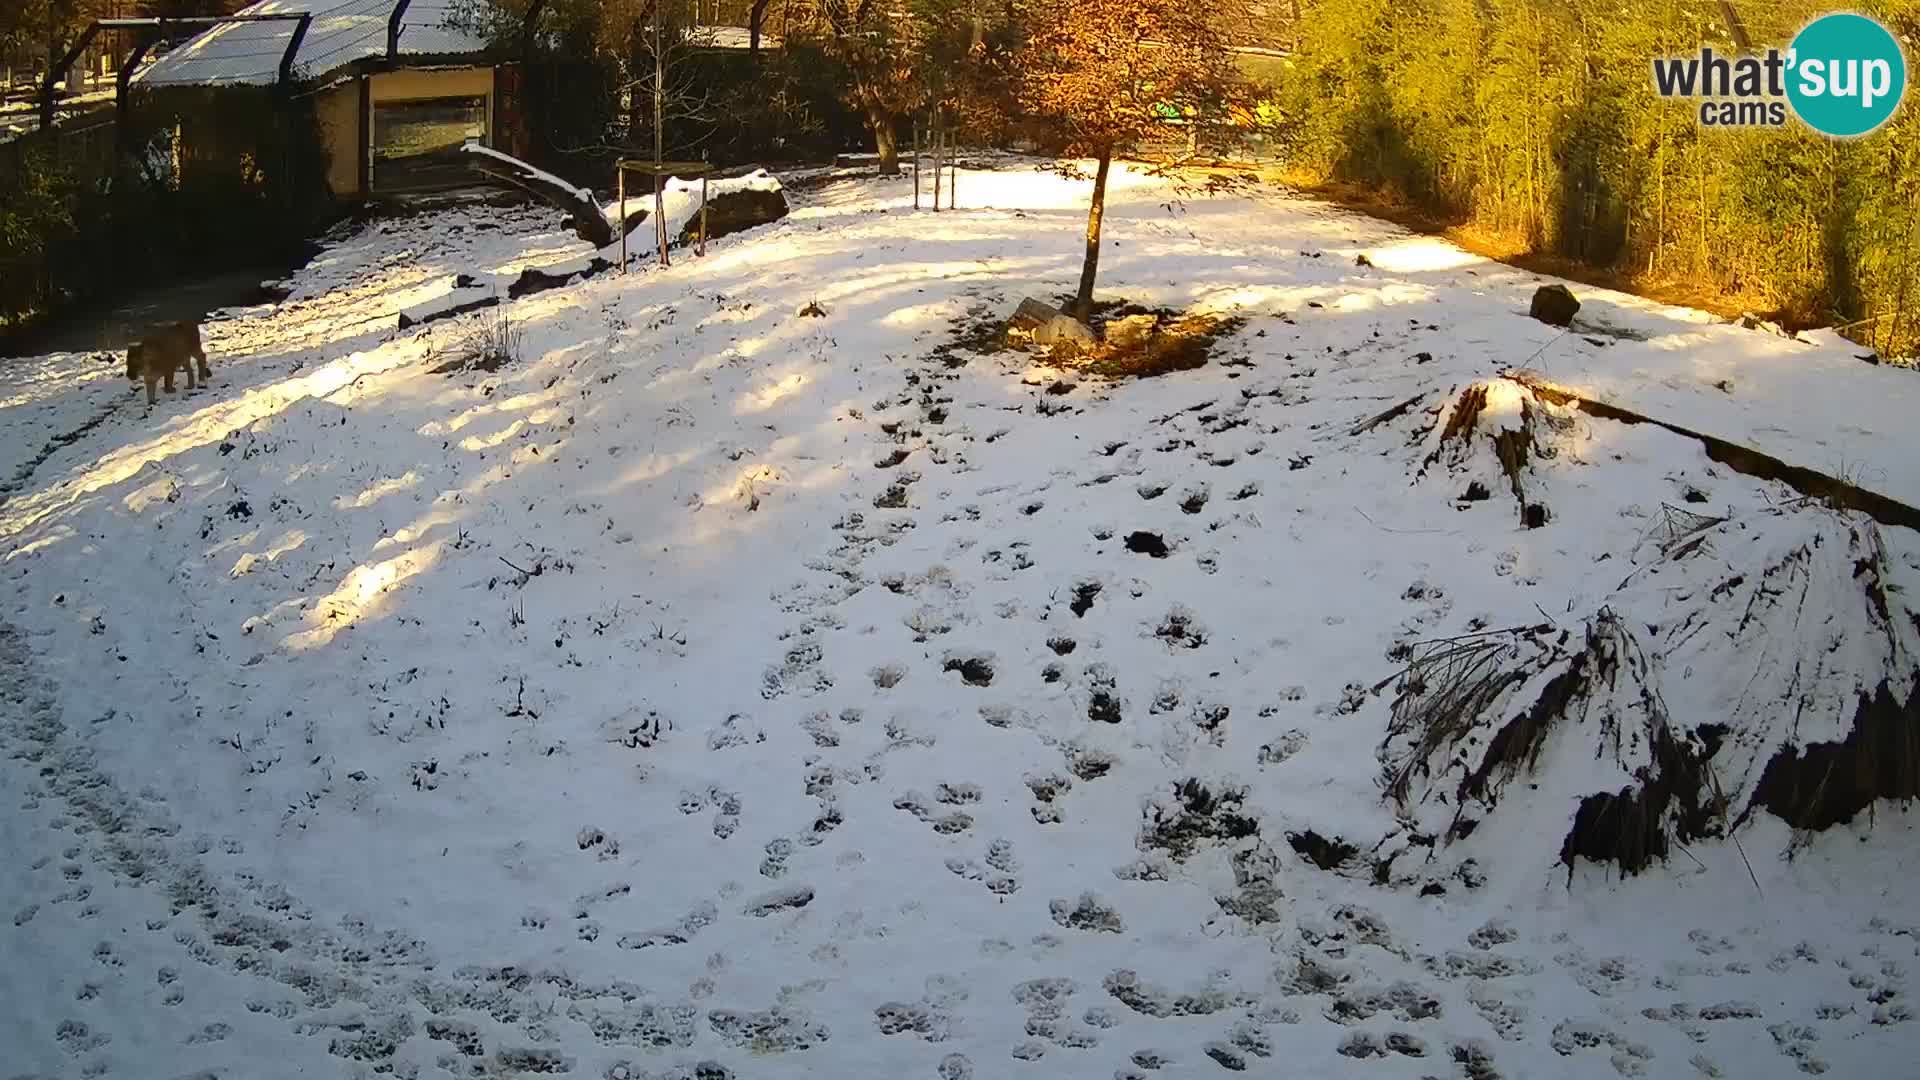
126,320,211,405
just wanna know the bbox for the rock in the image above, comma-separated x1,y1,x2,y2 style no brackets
678,185,790,246
1008,297,1062,332
1034,314,1095,352
1528,284,1580,327
1104,314,1158,350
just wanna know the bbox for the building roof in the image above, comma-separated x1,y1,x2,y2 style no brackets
135,0,486,88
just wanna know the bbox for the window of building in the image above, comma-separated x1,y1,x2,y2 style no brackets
371,95,486,192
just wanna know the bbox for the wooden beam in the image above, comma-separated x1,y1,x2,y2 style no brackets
357,74,372,198
40,24,101,131
91,15,317,30
614,159,713,176
114,38,156,154
1510,371,1920,532
387,0,413,60
280,14,313,86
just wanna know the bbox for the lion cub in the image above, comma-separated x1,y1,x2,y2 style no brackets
126,321,211,405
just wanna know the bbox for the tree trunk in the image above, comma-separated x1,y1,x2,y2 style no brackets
652,7,664,165
870,104,899,175
1074,147,1113,321
749,0,771,62
653,3,668,266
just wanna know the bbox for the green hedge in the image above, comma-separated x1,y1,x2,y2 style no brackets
1267,0,1920,356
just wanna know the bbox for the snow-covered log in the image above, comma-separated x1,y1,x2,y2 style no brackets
459,146,790,263
461,143,621,248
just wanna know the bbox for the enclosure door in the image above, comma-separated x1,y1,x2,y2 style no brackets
370,95,487,193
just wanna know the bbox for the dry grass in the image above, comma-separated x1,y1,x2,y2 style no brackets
1076,312,1246,379
1057,301,1246,379
937,296,1247,380
431,300,522,376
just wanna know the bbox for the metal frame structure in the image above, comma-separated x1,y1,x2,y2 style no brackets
387,0,413,59
616,159,712,271
912,109,957,213
39,13,314,133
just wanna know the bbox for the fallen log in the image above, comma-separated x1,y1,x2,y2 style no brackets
395,257,618,333
1507,369,1920,533
1350,391,1428,436
460,143,644,250
507,258,613,300
398,292,496,330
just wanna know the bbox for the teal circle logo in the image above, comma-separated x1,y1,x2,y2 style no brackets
1787,13,1907,137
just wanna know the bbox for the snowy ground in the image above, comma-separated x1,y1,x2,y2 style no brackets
3,161,1918,1080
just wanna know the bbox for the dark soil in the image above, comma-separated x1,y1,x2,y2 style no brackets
1070,582,1102,617
1141,779,1260,861
1124,531,1171,557
1288,830,1359,871
942,655,995,687
1076,313,1249,380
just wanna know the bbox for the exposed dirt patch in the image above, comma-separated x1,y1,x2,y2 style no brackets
1049,892,1125,933
1074,311,1249,380
1070,581,1102,617
942,654,996,687
929,298,1016,368
1141,779,1260,861
1124,531,1171,558
1288,830,1360,871
1154,607,1207,649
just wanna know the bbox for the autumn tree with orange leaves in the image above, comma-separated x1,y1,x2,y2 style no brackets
812,0,919,175
1018,0,1242,319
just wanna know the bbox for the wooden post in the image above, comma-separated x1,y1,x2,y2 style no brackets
911,118,919,210
931,110,942,213
618,164,627,273
948,137,956,210
655,171,668,267
357,74,371,197
698,174,708,257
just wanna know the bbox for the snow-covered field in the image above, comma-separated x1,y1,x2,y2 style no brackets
3,161,1918,1080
